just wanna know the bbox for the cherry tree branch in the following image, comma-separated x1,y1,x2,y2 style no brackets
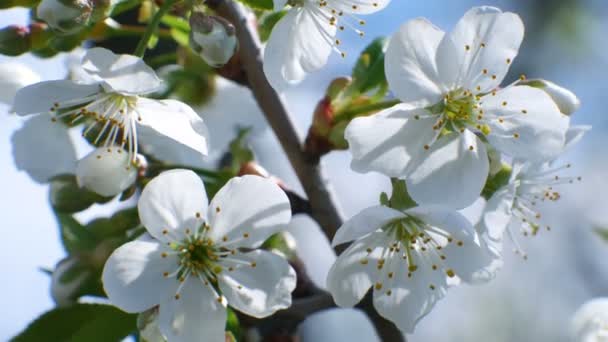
206,0,344,243
206,1,405,341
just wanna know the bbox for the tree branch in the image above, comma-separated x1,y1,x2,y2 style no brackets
206,1,405,341
207,0,344,243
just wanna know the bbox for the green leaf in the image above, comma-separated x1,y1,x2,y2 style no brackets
258,11,287,42
50,175,112,213
350,37,388,95
55,212,98,253
237,0,273,10
481,164,513,200
12,304,136,342
161,14,190,32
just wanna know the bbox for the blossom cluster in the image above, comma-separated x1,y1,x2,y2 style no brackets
1,1,592,341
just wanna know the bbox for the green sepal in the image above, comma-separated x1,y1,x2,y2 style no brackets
12,304,136,342
349,37,388,96
225,308,241,341
481,164,513,200
50,174,113,213
382,178,417,211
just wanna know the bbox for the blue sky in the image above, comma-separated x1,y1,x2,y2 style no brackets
1,1,608,341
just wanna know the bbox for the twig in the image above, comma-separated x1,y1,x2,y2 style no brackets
205,1,405,341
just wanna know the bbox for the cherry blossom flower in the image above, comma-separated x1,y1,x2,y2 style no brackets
264,0,391,91
102,170,296,342
327,205,498,333
571,298,608,342
345,7,570,209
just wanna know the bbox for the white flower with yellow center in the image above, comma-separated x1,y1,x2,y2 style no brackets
327,205,498,333
571,298,608,342
12,47,209,167
264,0,391,91
345,7,570,209
102,170,296,342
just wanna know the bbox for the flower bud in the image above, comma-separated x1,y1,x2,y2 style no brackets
36,0,94,34
0,25,31,56
520,79,580,115
75,146,138,197
189,13,238,67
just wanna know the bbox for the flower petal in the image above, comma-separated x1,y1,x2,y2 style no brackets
385,18,445,106
478,183,516,241
436,6,524,93
407,130,489,209
328,0,391,14
332,205,404,247
564,125,591,151
207,175,291,249
138,170,209,242
218,250,296,318
102,239,176,313
11,115,77,183
372,250,446,333
263,7,336,91
136,98,209,159
327,231,388,307
484,85,569,160
407,206,501,283
0,62,41,105
11,80,100,116
81,47,162,95
345,104,438,178
75,146,138,197
158,277,227,342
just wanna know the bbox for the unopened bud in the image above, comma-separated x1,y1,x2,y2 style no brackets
189,13,238,67
520,79,580,115
0,25,31,56
325,76,351,100
36,0,94,34
75,146,138,197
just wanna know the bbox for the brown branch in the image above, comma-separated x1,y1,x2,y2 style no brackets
206,1,404,341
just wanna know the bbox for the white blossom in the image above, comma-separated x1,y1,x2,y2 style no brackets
102,170,296,342
345,7,570,209
571,298,608,342
75,146,140,197
12,47,209,166
264,0,391,91
327,205,499,333
0,62,40,105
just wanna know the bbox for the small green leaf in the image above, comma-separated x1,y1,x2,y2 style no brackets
258,11,287,42
237,0,273,10
350,37,388,95
12,304,136,342
55,212,98,253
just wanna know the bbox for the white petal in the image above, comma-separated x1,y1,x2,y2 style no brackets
332,205,404,247
11,115,77,183
539,79,581,115
136,98,209,159
263,7,336,90
407,206,501,283
218,250,296,318
484,86,569,160
326,231,388,307
564,125,591,151
436,6,524,92
75,146,137,197
138,170,209,242
479,183,516,241
571,298,608,342
345,104,438,178
372,252,446,334
81,47,162,95
207,175,291,249
407,130,489,209
385,18,445,106
0,62,41,105
11,80,101,115
158,277,226,342
102,239,176,313
327,0,391,14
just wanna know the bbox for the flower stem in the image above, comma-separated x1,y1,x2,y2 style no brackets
133,0,176,57
336,99,401,121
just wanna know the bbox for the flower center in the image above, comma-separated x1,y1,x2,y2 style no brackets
435,89,492,135
50,93,141,162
